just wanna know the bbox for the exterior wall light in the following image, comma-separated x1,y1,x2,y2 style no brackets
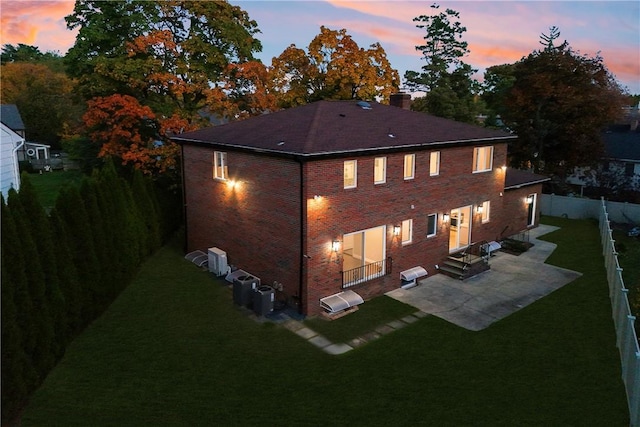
393,225,401,236
476,205,484,214
442,213,450,222
331,240,341,252
501,165,507,171
313,195,321,201
526,196,534,204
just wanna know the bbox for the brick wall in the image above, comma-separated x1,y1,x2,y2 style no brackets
182,141,539,317
182,145,303,306
501,185,544,237
302,143,509,315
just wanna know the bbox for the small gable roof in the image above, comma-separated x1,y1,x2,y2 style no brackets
504,168,550,190
173,100,515,158
0,104,25,132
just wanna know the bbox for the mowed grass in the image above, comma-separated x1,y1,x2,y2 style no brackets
21,218,628,426
304,296,417,343
612,228,640,312
26,169,84,210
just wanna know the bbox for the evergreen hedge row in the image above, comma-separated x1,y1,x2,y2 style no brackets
1,162,181,424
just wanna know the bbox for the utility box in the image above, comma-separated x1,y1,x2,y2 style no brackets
253,286,275,316
233,275,260,307
208,247,228,276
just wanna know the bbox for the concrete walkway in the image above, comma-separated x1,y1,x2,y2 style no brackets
386,224,582,331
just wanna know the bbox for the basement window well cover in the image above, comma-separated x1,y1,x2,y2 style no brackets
320,290,364,313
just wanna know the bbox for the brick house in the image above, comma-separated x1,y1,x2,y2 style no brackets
175,95,547,316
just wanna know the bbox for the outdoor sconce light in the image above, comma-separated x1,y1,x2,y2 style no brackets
331,240,341,252
313,195,321,201
526,196,534,204
501,165,507,172
393,225,401,236
476,205,484,214
227,179,240,189
442,213,450,222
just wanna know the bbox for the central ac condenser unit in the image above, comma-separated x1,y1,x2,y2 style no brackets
208,247,228,276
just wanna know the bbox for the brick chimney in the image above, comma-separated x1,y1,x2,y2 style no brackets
389,92,411,110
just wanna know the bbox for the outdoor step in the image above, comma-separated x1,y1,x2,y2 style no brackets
447,254,485,265
438,265,464,279
445,257,467,268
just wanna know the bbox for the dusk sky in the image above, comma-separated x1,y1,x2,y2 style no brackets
1,1,638,94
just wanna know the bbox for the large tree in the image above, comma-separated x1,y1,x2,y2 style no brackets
493,27,627,174
269,26,399,106
65,0,262,123
0,59,78,148
404,4,480,123
82,94,187,176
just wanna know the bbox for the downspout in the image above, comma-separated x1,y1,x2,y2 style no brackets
179,143,188,254
298,157,305,315
11,137,25,191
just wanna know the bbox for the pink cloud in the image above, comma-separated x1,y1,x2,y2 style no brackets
1,1,76,54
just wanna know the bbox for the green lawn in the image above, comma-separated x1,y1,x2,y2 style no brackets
21,217,628,426
612,228,640,313
26,169,84,210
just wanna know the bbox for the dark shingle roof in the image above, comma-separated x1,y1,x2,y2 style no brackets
603,128,640,162
504,168,550,189
0,104,25,132
173,100,515,157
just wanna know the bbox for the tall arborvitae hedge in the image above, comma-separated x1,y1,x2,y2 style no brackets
1,164,181,425
55,185,100,323
18,176,66,360
1,198,36,421
7,189,56,381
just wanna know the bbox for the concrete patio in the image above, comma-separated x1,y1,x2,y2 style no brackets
386,224,582,331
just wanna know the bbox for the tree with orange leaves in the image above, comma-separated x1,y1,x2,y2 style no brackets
83,94,189,176
65,0,262,125
269,26,399,106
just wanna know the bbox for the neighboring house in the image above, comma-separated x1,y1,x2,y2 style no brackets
567,107,640,197
1,104,58,170
175,95,548,317
1,122,25,197
1,104,26,138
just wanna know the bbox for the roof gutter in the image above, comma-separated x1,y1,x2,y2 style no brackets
504,177,550,190
173,135,517,160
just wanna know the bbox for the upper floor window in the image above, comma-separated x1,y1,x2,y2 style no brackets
344,160,357,188
430,151,440,176
472,146,493,173
213,151,228,180
401,219,413,245
374,157,387,184
404,154,415,180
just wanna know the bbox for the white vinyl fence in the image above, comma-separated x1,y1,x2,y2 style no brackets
599,198,640,426
542,193,640,224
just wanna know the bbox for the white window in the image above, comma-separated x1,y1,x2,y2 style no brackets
430,151,440,176
401,219,413,245
404,154,415,180
374,157,386,184
344,160,357,188
213,151,228,180
427,213,437,237
473,146,493,172
481,201,490,223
